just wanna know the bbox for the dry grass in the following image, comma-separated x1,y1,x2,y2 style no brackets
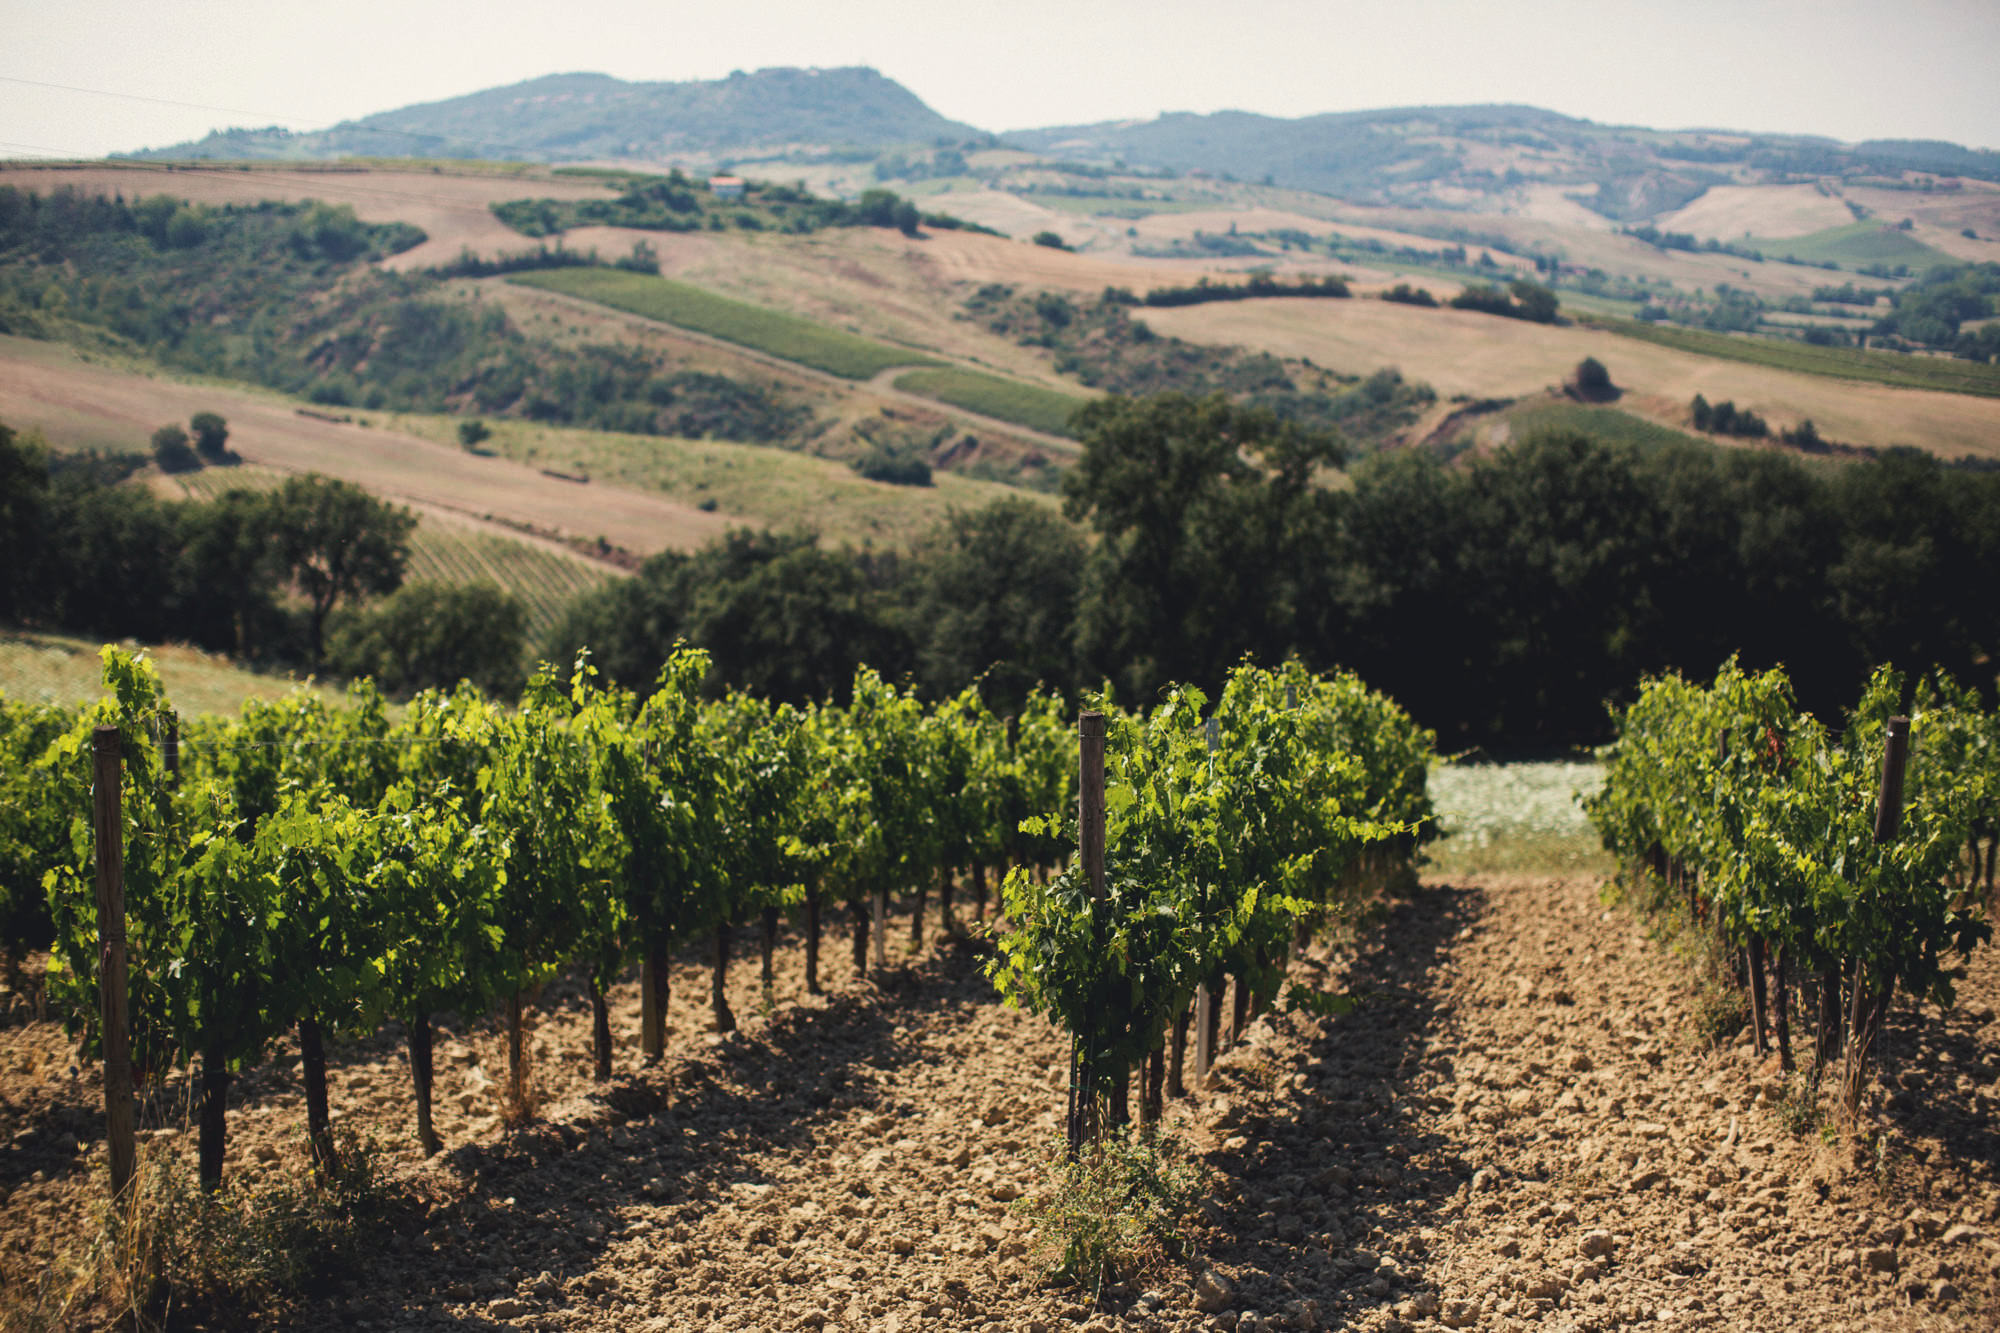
1656,183,1857,241
0,335,735,554
1135,298,2000,460
386,411,1054,551
0,629,347,714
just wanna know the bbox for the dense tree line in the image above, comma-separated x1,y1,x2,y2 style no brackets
551,395,2000,749
0,423,523,685
1870,262,2000,360
491,174,995,240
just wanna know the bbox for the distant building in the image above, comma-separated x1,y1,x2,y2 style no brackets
709,176,746,200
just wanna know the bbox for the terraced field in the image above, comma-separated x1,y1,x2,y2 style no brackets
402,522,614,650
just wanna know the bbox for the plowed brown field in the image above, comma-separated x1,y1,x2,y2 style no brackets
4,873,1994,1331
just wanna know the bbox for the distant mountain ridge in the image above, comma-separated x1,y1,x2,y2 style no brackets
124,67,984,164
123,66,2000,208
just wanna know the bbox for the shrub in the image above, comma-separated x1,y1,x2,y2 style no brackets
457,418,491,448
1381,282,1438,307
1032,231,1068,251
851,446,932,486
1575,357,1611,393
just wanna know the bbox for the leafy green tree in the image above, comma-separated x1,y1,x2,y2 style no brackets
189,412,231,463
262,474,416,663
151,423,200,473
906,498,1086,709
327,581,528,698
174,488,285,658
1064,393,1341,698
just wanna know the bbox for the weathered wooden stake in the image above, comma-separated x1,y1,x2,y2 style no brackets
1068,710,1107,1156
1874,716,1910,843
91,726,135,1200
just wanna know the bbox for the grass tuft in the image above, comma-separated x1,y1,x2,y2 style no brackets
1016,1131,1207,1296
1,1128,409,1333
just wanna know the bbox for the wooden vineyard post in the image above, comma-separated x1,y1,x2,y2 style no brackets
1067,710,1107,1156
92,726,136,1200
638,744,668,1063
1194,714,1219,1089
1842,716,1909,1117
640,933,668,1063
1873,716,1910,844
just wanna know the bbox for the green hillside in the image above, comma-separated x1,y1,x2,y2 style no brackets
511,268,940,379
893,368,1087,437
1756,221,1957,272
126,68,984,163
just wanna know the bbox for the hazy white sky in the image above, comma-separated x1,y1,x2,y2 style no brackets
4,0,1997,159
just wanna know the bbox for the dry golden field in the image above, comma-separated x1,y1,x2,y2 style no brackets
1656,182,1857,240
0,336,736,553
1137,297,2000,459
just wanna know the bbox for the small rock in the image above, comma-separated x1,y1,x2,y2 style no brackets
487,1297,531,1319
1398,1292,1439,1318
1931,1279,1960,1303
1440,1298,1480,1328
1579,1230,1616,1259
1470,1168,1500,1193
1494,1237,1521,1259
1195,1269,1236,1313
1524,1275,1567,1301
1942,1223,1984,1245
1568,1052,1593,1073
1864,1247,1898,1274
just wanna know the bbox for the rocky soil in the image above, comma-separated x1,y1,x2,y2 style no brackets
2,874,1997,1331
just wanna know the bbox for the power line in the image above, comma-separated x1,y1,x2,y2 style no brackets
0,74,322,127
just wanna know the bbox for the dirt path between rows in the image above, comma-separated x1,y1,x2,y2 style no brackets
3,875,1996,1331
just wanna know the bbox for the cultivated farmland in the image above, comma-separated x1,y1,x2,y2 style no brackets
510,268,940,379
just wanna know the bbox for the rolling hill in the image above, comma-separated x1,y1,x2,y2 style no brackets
125,68,985,164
